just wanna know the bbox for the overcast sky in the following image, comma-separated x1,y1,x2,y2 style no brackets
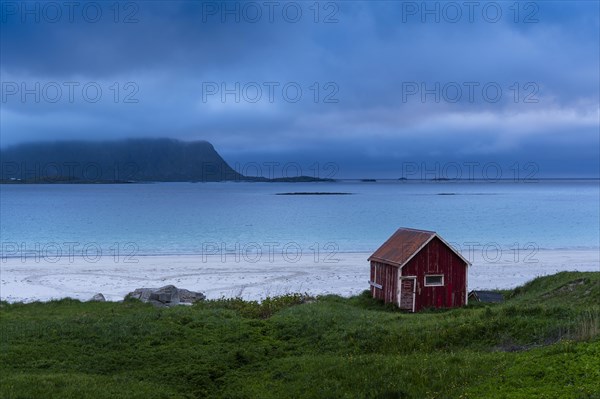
1,1,598,177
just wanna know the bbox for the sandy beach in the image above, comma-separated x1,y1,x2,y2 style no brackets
1,249,598,302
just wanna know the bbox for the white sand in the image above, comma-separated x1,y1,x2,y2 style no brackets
1,250,598,302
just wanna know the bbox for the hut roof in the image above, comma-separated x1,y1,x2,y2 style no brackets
368,227,470,268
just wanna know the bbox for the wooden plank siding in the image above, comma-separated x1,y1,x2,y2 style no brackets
370,261,398,304
401,237,467,311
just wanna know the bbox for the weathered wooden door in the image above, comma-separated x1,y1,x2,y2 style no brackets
398,277,416,312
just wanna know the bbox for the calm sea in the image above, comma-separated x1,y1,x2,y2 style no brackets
1,180,598,259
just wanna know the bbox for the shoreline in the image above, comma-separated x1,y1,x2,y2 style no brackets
1,249,598,303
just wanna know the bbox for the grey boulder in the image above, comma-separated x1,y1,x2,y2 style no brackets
126,285,205,307
90,293,106,302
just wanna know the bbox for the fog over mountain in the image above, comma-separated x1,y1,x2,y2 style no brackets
0,139,242,182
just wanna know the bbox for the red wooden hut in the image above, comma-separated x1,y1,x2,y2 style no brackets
368,227,470,312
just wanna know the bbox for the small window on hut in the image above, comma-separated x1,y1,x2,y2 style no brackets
424,275,444,287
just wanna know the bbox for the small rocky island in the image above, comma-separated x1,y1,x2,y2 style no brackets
275,192,352,195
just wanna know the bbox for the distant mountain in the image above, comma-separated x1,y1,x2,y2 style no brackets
0,139,243,183
0,139,334,183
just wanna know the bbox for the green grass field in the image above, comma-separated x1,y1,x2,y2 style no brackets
1,271,599,398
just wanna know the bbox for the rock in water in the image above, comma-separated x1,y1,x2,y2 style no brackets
126,285,205,307
90,293,106,302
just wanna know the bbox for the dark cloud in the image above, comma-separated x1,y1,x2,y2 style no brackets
1,1,598,176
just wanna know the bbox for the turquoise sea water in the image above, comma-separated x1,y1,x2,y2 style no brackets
1,180,598,258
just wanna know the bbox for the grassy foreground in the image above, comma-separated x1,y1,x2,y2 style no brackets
1,271,599,399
